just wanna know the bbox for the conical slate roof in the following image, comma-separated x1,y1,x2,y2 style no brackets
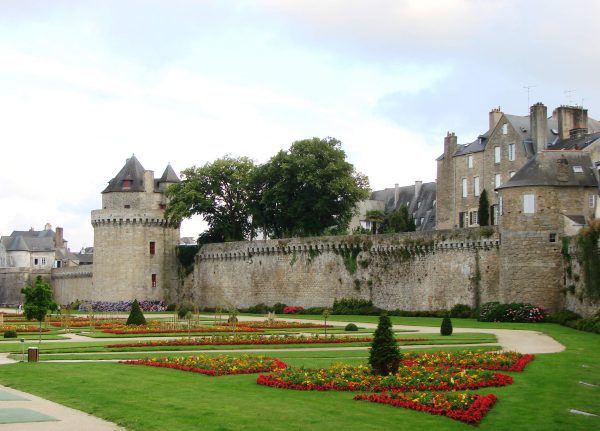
102,155,146,193
159,164,180,184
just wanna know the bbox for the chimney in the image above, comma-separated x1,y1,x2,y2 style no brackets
489,107,503,131
44,222,52,231
415,180,423,197
394,183,399,207
55,227,64,248
557,106,588,140
530,102,548,153
444,132,458,157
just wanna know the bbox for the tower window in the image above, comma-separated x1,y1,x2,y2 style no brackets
122,180,131,189
159,203,166,210
149,241,156,255
151,274,157,287
124,204,131,209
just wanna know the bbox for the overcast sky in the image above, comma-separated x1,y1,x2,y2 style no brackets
1,0,598,250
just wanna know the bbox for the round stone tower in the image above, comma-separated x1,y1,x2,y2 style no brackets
91,155,180,301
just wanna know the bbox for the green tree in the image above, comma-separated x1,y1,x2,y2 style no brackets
368,314,401,375
384,206,416,233
250,137,369,238
440,315,453,336
365,210,385,234
21,276,57,345
126,299,147,325
165,156,256,242
478,189,490,226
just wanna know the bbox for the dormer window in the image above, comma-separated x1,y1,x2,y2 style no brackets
122,180,131,189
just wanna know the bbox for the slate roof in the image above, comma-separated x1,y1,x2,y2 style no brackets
160,164,180,183
547,131,600,151
370,182,436,231
102,155,147,193
497,151,598,189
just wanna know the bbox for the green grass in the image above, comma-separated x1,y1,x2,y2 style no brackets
0,321,598,430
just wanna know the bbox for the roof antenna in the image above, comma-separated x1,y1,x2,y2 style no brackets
564,89,575,106
523,85,536,111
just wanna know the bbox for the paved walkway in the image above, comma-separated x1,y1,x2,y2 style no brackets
0,312,565,430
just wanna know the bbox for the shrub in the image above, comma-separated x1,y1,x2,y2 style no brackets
272,303,287,314
345,323,359,331
3,330,17,338
333,298,382,315
166,303,177,312
247,303,269,314
300,307,325,315
283,306,304,314
478,302,546,323
126,299,147,325
547,309,582,325
565,309,600,334
177,303,195,319
369,314,401,376
440,316,453,336
450,304,473,318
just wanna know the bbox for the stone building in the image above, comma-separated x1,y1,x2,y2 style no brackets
350,181,436,232
89,155,181,301
436,104,600,229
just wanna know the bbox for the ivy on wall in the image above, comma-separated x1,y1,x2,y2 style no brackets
576,220,600,299
176,245,199,279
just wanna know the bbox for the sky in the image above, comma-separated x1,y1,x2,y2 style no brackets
1,0,599,251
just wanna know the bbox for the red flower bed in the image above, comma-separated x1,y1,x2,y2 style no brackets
225,321,331,329
121,354,287,376
354,392,497,425
106,336,428,348
0,325,50,333
283,306,304,314
102,326,263,334
402,351,535,372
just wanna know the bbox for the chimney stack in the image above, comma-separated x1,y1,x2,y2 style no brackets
556,106,588,140
489,107,503,131
444,132,457,157
530,103,548,153
55,227,64,248
394,183,399,207
415,180,423,197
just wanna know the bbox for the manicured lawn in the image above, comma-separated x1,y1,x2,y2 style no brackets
0,321,598,430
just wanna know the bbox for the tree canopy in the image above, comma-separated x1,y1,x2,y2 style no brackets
249,137,369,238
21,275,57,344
165,156,256,242
384,206,416,233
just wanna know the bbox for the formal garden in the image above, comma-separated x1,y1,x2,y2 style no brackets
0,291,598,430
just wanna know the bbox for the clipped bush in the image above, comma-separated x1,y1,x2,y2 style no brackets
547,309,582,325
440,316,453,336
333,298,382,315
345,323,359,331
177,303,194,319
3,330,17,338
478,302,546,323
272,303,287,314
369,314,401,376
126,299,147,325
450,304,473,318
247,303,269,314
166,303,177,312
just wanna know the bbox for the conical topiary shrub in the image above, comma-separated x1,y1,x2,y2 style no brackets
440,315,453,336
369,314,401,375
126,299,147,325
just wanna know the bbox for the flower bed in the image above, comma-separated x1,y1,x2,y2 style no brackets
121,354,287,376
76,300,167,312
225,321,332,329
102,325,263,334
256,363,512,392
106,335,428,348
283,306,304,314
402,350,535,372
354,392,497,425
0,325,50,333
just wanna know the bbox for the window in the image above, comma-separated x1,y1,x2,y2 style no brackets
523,194,535,214
474,176,480,196
468,155,473,168
34,258,39,265
462,178,468,198
469,211,478,226
495,173,502,188
573,166,584,173
151,274,157,287
589,194,597,208
509,171,516,178
499,196,503,215
549,233,557,243
459,212,466,228
508,143,516,161
502,123,508,135
419,217,424,226
417,201,421,209
122,179,131,189
433,200,436,207
494,146,501,163
124,204,131,209
159,203,166,210
149,241,156,255
41,257,46,265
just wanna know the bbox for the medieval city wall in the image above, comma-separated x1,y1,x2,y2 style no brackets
51,265,94,305
192,228,501,311
0,268,30,305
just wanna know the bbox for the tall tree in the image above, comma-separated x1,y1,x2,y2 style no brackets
250,137,370,238
21,276,57,345
165,157,256,242
384,206,416,233
365,210,385,234
478,189,490,226
369,314,401,375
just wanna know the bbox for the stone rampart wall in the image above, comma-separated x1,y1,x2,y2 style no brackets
51,265,94,305
192,228,501,311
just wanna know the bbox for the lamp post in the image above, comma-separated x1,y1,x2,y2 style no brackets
20,338,25,362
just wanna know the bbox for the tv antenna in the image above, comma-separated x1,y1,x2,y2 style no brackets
564,89,575,106
523,85,536,109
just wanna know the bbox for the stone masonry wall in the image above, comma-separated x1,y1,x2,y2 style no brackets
563,237,599,318
51,265,94,305
0,269,29,305
192,228,500,311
